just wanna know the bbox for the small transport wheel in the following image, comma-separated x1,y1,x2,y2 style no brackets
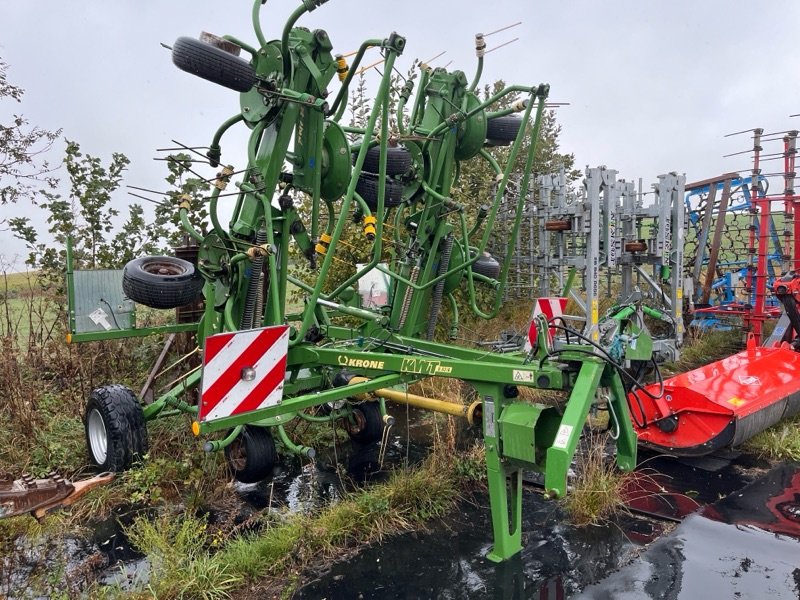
85,385,148,472
472,252,502,279
357,145,413,176
485,115,523,146
122,255,203,310
346,401,384,444
172,36,257,93
355,173,404,210
225,426,277,484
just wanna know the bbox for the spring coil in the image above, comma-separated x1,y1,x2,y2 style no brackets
240,228,268,329
426,235,454,340
398,265,420,328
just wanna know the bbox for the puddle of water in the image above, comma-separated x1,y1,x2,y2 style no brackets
0,507,147,598
702,462,800,537
294,440,799,599
235,408,441,513
576,463,800,599
296,489,657,599
10,409,793,599
622,450,758,521
1,535,96,599
85,408,448,594
92,510,149,590
576,512,800,600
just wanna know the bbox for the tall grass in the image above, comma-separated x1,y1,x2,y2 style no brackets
111,443,486,599
666,328,744,373
0,267,203,477
743,414,800,462
562,433,629,526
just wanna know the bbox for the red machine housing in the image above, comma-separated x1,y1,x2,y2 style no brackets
630,339,800,455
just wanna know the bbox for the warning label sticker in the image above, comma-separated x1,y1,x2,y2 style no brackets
513,369,534,383
553,424,573,449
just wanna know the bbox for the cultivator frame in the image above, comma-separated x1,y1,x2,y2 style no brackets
60,0,646,561
532,166,686,361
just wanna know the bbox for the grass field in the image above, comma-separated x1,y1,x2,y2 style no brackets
1,270,40,295
0,271,58,344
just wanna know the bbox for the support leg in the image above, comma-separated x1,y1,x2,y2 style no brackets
485,443,523,562
475,383,524,562
493,554,525,600
544,360,603,497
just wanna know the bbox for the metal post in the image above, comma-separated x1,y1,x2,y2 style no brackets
701,177,732,304
584,168,602,342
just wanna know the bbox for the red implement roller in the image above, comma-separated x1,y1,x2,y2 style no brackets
630,340,800,455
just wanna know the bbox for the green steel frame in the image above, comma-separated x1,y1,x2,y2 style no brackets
66,0,639,561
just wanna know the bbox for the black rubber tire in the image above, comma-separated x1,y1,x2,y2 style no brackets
122,255,204,310
358,146,413,176
85,385,148,472
486,115,523,146
172,36,257,93
225,426,277,484
355,174,404,210
346,401,384,444
472,252,501,279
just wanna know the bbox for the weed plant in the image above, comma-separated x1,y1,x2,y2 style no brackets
562,433,629,526
743,414,800,462
663,328,743,374
94,434,483,599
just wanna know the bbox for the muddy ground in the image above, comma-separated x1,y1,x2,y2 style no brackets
4,410,800,599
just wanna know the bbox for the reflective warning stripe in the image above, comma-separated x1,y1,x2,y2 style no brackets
200,325,289,422
524,297,568,351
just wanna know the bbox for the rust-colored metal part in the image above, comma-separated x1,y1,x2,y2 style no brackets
544,219,571,231
624,241,647,252
0,472,114,520
684,172,740,191
701,176,733,304
0,473,74,518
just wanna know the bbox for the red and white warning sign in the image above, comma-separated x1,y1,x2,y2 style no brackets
524,297,567,351
199,325,290,422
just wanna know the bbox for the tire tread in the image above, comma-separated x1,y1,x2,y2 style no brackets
85,385,148,472
355,174,404,210
172,37,256,93
359,146,413,176
348,401,384,444
486,115,523,146
122,256,203,310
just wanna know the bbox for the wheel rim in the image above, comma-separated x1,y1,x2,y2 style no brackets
142,260,186,277
228,439,248,470
87,408,108,464
345,409,367,435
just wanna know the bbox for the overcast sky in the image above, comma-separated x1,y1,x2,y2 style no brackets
2,0,799,268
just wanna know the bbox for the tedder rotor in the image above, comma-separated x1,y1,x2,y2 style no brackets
56,0,800,562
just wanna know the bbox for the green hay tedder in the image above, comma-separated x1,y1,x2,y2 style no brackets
67,0,646,561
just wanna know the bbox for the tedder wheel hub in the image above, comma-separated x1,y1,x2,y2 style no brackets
346,402,384,444
86,409,108,465
122,255,203,310
145,262,185,276
225,426,277,484
84,385,148,473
